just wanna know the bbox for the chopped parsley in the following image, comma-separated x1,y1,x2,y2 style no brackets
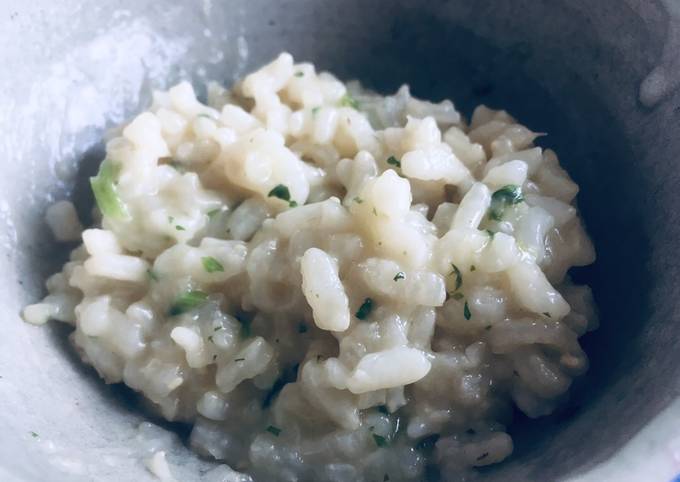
294,71,304,77
201,256,224,273
311,106,321,116
489,184,524,221
175,225,186,231
207,335,214,343
268,184,297,207
352,196,364,204
214,326,224,332
543,312,552,318
207,208,221,219
29,431,39,438
470,265,476,272
234,358,245,362
298,323,308,333
266,425,282,436
355,298,374,320
90,159,130,220
449,264,463,291
386,156,401,168
393,272,405,282
146,269,159,282
464,301,472,320
377,405,389,414
415,433,440,451
339,93,360,109
372,434,388,448
168,290,209,316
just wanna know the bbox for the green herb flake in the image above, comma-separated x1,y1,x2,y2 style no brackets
207,208,221,219
489,184,524,221
90,159,130,221
339,93,360,110
464,301,472,320
393,272,405,282
175,225,186,231
355,298,374,320
30,431,39,438
207,335,214,343
214,326,224,332
486,229,496,238
268,184,297,207
543,312,552,318
311,106,321,116
451,292,464,300
386,156,401,168
449,264,463,291
470,265,476,272
168,290,209,316
146,269,159,282
298,323,308,334
372,434,388,448
201,256,224,273
234,358,245,362
352,197,364,204
266,425,282,436
377,405,389,414
268,184,291,202
294,71,304,77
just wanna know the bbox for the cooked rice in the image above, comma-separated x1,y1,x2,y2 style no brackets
24,52,597,481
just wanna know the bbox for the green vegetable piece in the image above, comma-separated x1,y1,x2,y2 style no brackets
207,208,221,219
201,256,224,273
386,156,401,168
146,269,159,282
449,264,463,291
373,434,388,448
355,298,374,320
168,290,209,316
464,300,472,320
90,159,130,220
294,71,304,77
393,272,405,281
489,184,524,221
266,425,282,436
175,225,186,231
339,93,360,109
268,184,297,207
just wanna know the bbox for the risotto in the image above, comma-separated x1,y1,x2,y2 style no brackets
23,53,597,481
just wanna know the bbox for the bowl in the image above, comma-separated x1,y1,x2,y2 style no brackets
2,1,680,480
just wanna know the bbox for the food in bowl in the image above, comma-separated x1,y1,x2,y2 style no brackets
23,53,597,481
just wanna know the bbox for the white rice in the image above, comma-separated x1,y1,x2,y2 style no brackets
24,52,597,481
